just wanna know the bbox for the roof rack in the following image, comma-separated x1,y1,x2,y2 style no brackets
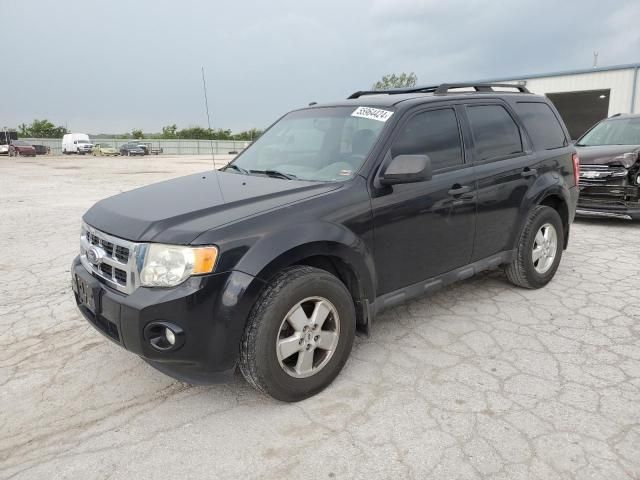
348,82,530,99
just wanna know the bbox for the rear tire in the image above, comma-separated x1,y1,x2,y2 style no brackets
505,205,563,289
240,266,356,402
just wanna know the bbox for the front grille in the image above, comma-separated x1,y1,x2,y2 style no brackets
99,263,112,277
114,268,127,284
579,164,628,184
115,245,129,263
80,225,141,294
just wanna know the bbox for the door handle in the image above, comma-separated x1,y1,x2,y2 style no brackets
448,185,471,196
521,167,537,178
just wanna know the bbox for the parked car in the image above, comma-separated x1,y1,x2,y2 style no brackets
119,142,146,156
9,140,36,157
32,144,50,155
574,113,640,220
72,83,578,401
62,133,93,155
92,143,119,156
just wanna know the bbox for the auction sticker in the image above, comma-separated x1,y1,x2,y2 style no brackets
351,106,394,122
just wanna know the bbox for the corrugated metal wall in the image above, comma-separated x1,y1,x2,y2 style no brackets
522,69,638,116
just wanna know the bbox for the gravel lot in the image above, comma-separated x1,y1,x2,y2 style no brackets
1,154,639,480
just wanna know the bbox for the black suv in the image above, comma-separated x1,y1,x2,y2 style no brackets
72,83,578,401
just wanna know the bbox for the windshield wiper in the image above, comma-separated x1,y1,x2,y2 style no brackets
249,169,297,180
222,164,249,174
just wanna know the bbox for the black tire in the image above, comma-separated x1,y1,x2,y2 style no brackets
240,266,356,402
505,205,563,289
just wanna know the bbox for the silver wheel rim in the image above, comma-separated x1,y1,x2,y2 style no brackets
532,223,558,274
276,296,340,379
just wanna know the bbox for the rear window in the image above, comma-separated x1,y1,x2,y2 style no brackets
514,102,566,150
467,105,523,161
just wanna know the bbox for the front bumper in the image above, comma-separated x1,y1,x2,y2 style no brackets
577,184,640,220
71,256,265,383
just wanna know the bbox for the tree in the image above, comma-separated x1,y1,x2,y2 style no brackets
235,128,263,141
371,72,418,90
17,119,68,138
131,129,144,139
161,124,177,139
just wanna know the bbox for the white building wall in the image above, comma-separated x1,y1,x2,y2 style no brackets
634,70,640,114
498,68,639,115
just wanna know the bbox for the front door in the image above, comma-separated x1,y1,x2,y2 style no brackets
371,107,477,295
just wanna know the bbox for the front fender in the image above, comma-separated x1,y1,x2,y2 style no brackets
233,221,376,301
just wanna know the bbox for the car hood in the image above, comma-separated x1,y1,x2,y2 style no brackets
83,171,342,244
576,145,640,168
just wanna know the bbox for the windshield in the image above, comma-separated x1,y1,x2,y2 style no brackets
577,117,640,146
228,106,390,181
78,139,90,144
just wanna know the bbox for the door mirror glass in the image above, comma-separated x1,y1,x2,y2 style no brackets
380,154,432,185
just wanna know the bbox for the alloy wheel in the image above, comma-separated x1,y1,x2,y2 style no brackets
532,223,557,274
276,296,340,378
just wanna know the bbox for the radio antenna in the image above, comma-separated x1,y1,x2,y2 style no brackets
201,66,225,202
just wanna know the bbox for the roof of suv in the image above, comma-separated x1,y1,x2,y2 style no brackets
311,83,543,110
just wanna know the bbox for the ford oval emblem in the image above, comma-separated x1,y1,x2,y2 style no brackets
87,246,105,265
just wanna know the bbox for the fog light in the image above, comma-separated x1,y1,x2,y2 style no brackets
143,322,184,351
165,327,176,345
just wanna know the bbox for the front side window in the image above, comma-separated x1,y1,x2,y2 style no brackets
390,108,463,171
467,105,523,161
576,117,640,146
229,106,389,182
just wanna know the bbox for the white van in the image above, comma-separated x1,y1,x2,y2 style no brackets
62,133,93,155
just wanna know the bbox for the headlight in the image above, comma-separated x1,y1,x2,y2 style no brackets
140,244,218,287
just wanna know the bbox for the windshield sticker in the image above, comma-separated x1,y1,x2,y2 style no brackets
351,106,394,122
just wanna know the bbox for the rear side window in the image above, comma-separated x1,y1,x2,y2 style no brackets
514,102,566,150
467,105,523,161
391,108,463,171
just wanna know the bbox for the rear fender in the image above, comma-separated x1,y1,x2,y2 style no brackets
512,172,572,249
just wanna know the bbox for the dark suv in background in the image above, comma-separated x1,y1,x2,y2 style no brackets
72,83,578,401
119,142,146,156
575,113,640,220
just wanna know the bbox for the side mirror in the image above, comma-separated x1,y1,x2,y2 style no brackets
380,154,432,185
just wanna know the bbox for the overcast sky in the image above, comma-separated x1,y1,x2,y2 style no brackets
3,0,640,133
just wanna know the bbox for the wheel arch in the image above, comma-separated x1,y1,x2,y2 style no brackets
538,193,570,249
515,175,572,250
231,223,376,332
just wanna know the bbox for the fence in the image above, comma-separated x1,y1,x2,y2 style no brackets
19,138,252,156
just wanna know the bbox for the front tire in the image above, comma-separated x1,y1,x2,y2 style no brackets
505,205,563,289
240,266,356,402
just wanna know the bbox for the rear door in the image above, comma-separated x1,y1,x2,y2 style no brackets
371,106,477,294
461,101,537,261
